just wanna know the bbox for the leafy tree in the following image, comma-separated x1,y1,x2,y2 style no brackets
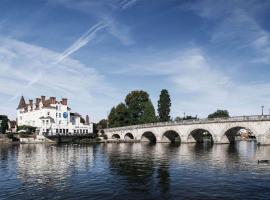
125,90,152,125
183,115,197,120
174,116,182,122
208,110,229,119
0,115,9,134
108,107,117,128
157,89,171,122
114,103,131,127
97,119,108,130
140,101,157,124
17,125,36,134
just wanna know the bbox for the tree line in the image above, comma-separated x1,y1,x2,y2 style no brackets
96,89,230,129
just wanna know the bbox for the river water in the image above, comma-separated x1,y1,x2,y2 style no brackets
0,141,270,200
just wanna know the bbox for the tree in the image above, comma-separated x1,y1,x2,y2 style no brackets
174,116,182,122
140,101,157,124
0,115,9,134
125,90,153,125
157,89,171,122
208,110,229,119
114,103,131,127
97,119,108,130
108,107,117,128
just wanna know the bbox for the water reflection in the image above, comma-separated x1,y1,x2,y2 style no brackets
0,141,270,199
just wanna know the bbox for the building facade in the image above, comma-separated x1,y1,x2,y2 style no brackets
17,96,93,136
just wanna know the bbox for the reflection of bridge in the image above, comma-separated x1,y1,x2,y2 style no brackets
104,115,270,145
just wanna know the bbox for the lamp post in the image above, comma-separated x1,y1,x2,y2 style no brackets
261,105,264,116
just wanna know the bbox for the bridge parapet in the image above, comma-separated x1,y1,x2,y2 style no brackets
104,115,270,132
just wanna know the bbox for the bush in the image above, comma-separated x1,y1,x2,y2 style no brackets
17,125,36,134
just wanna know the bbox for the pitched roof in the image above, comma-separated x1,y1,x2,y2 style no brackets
17,96,26,109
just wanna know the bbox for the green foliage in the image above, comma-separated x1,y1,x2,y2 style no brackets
108,90,157,127
140,101,157,124
184,115,197,120
157,89,171,122
0,115,9,134
208,110,229,119
97,119,108,130
115,103,131,127
17,125,36,134
108,107,117,128
125,90,151,125
174,115,197,121
174,116,182,122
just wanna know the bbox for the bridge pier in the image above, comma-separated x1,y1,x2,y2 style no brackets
213,135,230,144
256,134,270,145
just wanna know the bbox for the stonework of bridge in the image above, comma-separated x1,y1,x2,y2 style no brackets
103,115,270,145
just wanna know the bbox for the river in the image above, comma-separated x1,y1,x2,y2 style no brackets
0,141,270,199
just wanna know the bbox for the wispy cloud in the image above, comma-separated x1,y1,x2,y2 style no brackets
0,37,119,121
118,0,139,10
185,0,270,64
110,47,270,116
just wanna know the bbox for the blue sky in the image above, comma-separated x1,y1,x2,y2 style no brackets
1,0,270,122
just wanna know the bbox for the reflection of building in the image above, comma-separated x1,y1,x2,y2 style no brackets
17,95,93,135
17,144,94,186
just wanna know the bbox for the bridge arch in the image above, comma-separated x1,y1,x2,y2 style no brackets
112,133,120,139
161,130,181,143
124,133,134,140
141,131,156,144
222,126,257,143
187,128,214,143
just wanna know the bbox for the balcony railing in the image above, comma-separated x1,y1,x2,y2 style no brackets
105,115,270,132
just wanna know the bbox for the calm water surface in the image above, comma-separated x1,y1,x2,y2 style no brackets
0,142,270,200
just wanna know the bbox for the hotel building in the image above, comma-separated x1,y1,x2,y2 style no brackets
17,95,93,136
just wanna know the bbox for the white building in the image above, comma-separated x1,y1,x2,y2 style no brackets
17,95,93,136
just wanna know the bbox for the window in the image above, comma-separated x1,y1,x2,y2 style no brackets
56,113,57,117
56,106,58,110
59,129,62,133
83,130,85,134
47,112,50,116
80,129,82,134
63,129,65,134
74,130,76,133
56,129,58,133
66,129,68,133
59,113,61,117
59,120,61,124
86,130,88,134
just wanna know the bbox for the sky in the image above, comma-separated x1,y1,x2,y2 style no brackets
1,0,270,122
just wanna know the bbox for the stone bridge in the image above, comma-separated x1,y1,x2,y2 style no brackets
103,115,270,145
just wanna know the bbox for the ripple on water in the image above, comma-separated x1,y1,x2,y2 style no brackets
0,142,270,199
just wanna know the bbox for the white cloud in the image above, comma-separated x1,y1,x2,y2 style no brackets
112,48,270,117
185,1,270,64
0,37,119,121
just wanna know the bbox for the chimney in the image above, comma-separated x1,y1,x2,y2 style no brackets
85,115,90,125
61,98,67,105
36,98,41,108
29,100,33,110
50,97,56,104
41,95,45,103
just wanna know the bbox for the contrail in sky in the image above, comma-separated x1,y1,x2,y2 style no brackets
10,21,107,101
119,0,138,10
55,21,107,63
